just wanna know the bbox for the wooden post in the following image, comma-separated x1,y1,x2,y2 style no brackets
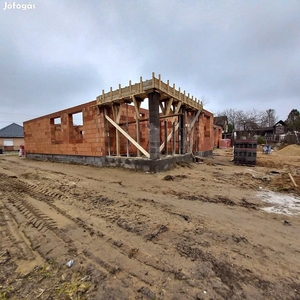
140,76,143,92
136,119,140,157
159,102,181,152
178,115,181,155
159,102,165,114
132,95,142,157
165,98,173,116
104,107,110,156
288,173,298,187
159,74,161,89
190,109,202,130
179,106,186,154
189,124,195,153
112,103,121,156
188,109,201,153
105,115,150,158
196,126,198,152
172,122,176,155
164,120,168,155
126,103,129,157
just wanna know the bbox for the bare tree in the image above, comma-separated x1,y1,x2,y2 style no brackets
216,108,244,132
260,109,278,127
200,95,210,106
217,108,279,132
239,109,261,132
216,108,262,132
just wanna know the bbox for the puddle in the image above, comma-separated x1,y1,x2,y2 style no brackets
258,190,300,215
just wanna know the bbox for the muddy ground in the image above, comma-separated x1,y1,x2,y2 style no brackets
0,147,300,300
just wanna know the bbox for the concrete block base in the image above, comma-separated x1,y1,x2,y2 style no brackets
194,150,213,157
26,153,194,173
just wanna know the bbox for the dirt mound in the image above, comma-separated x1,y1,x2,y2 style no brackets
256,159,283,168
277,144,300,156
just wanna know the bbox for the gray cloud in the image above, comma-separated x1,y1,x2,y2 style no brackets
0,0,299,127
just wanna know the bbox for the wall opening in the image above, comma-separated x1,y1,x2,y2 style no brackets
54,117,61,125
72,112,83,126
69,111,84,142
50,117,63,144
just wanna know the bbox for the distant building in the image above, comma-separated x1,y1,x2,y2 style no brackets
214,116,228,132
0,123,24,151
273,120,287,137
235,120,288,142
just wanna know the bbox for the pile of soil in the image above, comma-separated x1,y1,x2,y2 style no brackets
276,144,300,156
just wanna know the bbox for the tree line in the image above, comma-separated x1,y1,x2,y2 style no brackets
216,108,300,132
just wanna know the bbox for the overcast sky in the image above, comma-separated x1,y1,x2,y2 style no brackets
0,0,299,128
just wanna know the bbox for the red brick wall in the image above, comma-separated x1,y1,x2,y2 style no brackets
214,126,223,147
158,109,215,154
195,110,214,152
24,101,214,157
24,101,106,156
24,101,150,157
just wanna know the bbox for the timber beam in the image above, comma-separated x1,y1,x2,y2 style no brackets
97,73,203,112
105,114,150,158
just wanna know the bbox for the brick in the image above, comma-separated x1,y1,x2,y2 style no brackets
24,99,217,158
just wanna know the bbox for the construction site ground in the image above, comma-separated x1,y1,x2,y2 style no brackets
1,145,300,300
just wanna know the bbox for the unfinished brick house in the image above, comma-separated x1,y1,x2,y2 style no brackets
24,73,215,172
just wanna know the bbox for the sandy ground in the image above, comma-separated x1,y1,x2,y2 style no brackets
0,146,300,300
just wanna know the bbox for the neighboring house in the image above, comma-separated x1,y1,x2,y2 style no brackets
273,120,287,139
254,120,287,142
0,123,24,151
254,126,274,141
235,120,288,142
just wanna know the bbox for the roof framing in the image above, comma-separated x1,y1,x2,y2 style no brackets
96,72,203,111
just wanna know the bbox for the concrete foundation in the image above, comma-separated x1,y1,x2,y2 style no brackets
26,153,194,173
194,150,213,157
